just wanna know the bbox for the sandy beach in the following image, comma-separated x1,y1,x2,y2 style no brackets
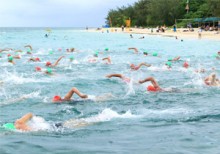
89,27,220,40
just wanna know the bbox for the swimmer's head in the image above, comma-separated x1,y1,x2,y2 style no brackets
130,64,135,69
69,56,74,60
168,58,172,61
3,123,16,130
53,95,62,102
143,51,148,55
183,62,189,68
46,68,52,74
8,56,13,62
35,66,42,71
152,52,158,56
94,51,99,57
35,57,40,61
147,85,158,92
46,61,52,66
7,54,11,57
165,61,172,67
105,48,109,51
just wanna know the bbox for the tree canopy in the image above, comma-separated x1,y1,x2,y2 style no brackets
106,0,220,27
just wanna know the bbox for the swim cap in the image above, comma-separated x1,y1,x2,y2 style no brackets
105,48,109,51
147,85,158,92
168,58,172,61
3,123,16,130
27,49,31,53
69,56,74,60
183,62,189,68
35,66,42,71
46,61,52,66
49,51,53,54
152,52,158,56
8,56,13,61
143,51,148,55
7,54,11,57
53,95,61,102
213,54,218,58
35,57,40,61
47,68,52,74
165,61,172,67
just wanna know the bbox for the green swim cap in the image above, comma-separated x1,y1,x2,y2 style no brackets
47,68,52,74
166,61,172,67
152,52,158,56
3,123,16,130
105,48,109,51
8,56,13,61
70,56,74,60
168,58,172,61
213,54,218,58
49,51,53,54
143,51,148,54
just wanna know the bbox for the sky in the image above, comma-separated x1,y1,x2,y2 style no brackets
0,0,138,27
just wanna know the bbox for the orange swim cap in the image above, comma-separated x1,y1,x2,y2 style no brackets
53,95,61,102
46,61,52,66
147,85,158,92
35,66,42,71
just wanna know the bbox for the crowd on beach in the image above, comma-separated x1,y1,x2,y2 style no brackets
1,36,220,132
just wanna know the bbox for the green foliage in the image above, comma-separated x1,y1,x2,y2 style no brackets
106,0,220,27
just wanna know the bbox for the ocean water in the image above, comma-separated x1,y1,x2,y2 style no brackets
0,28,220,154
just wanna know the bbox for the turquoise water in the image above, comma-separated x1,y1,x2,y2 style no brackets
0,28,220,154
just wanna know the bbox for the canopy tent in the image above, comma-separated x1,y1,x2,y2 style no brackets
193,17,220,23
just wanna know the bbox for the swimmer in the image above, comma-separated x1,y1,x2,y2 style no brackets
66,48,75,52
204,73,220,86
139,77,162,91
130,62,151,70
46,56,64,67
130,34,133,38
139,36,145,39
128,48,138,54
168,56,180,62
102,57,111,64
106,74,130,83
8,56,15,64
52,87,88,103
2,113,33,131
2,112,98,132
29,57,40,62
143,51,148,56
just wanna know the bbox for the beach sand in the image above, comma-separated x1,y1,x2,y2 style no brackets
88,27,220,40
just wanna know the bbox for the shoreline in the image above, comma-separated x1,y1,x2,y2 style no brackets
88,27,220,41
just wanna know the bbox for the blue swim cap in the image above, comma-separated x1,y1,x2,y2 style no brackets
3,123,16,130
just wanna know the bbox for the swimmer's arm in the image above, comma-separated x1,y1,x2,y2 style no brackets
106,74,123,78
138,62,151,69
16,113,33,124
24,45,33,50
128,48,138,53
53,56,64,66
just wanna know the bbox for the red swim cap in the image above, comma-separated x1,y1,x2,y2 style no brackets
46,61,52,66
147,85,158,92
53,95,61,102
35,66,42,71
35,57,40,61
183,62,189,68
7,54,11,57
